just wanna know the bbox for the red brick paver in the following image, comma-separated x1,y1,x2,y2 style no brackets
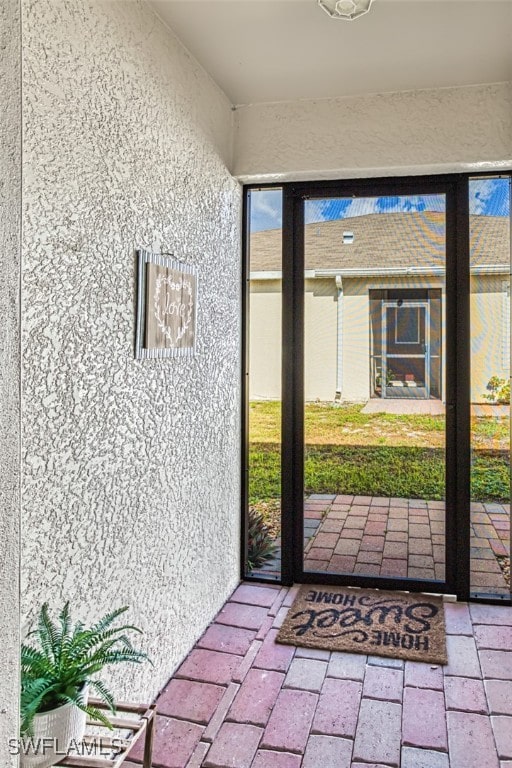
175,649,242,686
447,711,500,768
261,689,317,753
129,716,204,768
312,677,362,737
402,687,448,750
444,676,488,714
352,699,402,766
158,680,225,724
227,669,284,726
203,723,262,768
302,734,352,767
404,660,444,690
129,582,512,767
251,751,301,768
197,624,256,656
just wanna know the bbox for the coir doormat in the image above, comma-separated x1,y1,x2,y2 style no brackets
277,585,447,664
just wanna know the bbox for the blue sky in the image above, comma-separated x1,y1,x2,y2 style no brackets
250,178,510,232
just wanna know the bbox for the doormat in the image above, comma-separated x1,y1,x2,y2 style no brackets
276,585,447,664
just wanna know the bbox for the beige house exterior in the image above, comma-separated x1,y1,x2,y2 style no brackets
249,212,510,404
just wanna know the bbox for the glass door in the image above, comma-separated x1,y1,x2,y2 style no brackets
295,182,458,593
243,174,512,602
469,175,511,601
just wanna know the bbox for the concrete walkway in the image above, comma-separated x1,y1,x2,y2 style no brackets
128,582,512,768
361,399,446,415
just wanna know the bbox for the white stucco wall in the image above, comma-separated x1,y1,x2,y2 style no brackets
21,0,241,704
234,82,512,182
249,280,282,400
304,278,338,402
471,275,510,402
249,278,338,402
0,0,21,763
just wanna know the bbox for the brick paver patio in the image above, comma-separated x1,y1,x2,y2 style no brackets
259,496,510,597
303,496,510,596
128,582,512,768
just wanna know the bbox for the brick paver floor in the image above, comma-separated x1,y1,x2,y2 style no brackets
259,496,510,597
127,582,512,768
303,496,510,596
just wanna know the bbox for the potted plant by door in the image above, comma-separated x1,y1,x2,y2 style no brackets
20,603,149,768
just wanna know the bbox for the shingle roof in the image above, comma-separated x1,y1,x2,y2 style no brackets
249,212,510,274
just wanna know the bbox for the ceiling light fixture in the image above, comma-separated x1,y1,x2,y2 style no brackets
318,0,373,21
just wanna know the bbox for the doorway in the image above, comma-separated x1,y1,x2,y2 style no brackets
294,180,459,595
382,300,430,398
243,173,511,603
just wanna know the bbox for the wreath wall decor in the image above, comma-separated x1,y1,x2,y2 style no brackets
135,249,198,359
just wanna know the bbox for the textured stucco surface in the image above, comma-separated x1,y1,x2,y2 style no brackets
234,82,512,182
21,0,241,702
0,0,21,762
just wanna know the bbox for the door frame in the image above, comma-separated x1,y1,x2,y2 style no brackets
277,174,471,599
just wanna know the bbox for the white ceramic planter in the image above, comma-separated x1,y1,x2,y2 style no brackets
21,689,88,768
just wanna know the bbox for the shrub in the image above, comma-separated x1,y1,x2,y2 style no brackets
483,376,510,405
247,508,277,570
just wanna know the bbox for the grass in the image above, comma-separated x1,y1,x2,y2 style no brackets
248,401,510,504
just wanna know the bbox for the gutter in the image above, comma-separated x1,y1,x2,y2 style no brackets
250,265,509,281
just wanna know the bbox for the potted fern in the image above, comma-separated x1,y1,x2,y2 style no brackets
20,602,149,768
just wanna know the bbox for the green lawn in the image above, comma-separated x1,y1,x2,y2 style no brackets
248,401,510,504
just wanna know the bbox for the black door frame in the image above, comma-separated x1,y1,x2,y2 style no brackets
242,171,511,604
279,174,470,599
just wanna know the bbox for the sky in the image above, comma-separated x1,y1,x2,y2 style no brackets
249,178,510,232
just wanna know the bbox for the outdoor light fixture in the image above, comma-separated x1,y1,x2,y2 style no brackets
318,0,373,21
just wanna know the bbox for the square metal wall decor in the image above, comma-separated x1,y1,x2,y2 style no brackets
135,249,198,359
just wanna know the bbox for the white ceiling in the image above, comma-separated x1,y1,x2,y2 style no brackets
149,0,512,105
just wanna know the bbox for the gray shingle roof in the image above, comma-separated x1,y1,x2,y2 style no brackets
249,212,510,274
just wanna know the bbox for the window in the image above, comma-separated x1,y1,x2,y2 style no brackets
395,306,420,344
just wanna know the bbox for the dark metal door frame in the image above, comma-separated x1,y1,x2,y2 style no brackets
279,174,471,600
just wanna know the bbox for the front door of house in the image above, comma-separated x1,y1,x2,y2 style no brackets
245,173,512,603
280,177,467,597
382,300,430,399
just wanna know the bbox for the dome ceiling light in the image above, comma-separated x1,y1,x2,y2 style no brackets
318,0,374,21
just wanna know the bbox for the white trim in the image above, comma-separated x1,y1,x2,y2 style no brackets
236,160,512,185
250,264,510,281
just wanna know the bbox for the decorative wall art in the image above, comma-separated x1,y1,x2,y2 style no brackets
135,249,198,359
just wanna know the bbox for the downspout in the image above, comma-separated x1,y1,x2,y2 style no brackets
335,275,343,400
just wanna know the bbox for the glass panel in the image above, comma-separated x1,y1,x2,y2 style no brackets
395,306,421,344
469,176,511,599
245,188,283,580
303,194,446,582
